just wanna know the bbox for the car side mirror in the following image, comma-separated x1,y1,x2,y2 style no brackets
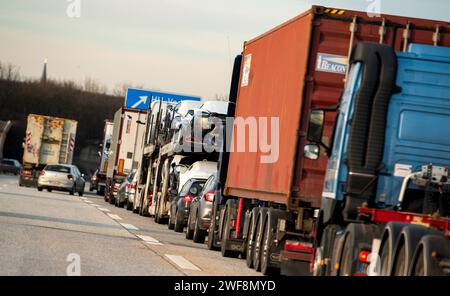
175,165,188,174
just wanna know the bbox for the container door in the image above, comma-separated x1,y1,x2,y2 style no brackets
23,115,44,165
39,118,64,165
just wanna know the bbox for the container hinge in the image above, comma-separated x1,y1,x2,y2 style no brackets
433,25,440,46
402,22,411,52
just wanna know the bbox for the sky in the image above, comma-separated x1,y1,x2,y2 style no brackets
0,0,448,100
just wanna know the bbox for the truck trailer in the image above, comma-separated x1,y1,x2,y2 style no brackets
19,114,78,187
93,120,114,195
208,6,450,276
105,107,147,204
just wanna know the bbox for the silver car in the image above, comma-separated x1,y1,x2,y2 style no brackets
186,173,217,243
37,164,85,196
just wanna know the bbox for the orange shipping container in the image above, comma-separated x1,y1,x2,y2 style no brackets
224,6,450,209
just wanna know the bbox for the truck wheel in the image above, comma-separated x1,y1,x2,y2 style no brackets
126,200,133,211
37,187,43,192
207,210,220,251
168,210,175,230
185,212,194,239
339,223,380,276
314,224,339,276
260,210,280,275
253,208,268,271
246,207,260,268
391,225,439,276
174,210,184,233
47,188,52,192
221,201,240,258
409,234,450,276
378,222,408,276
193,214,206,243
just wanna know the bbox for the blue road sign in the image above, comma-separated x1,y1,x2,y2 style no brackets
124,88,201,110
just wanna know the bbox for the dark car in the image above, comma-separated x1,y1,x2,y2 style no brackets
0,158,21,175
89,169,107,195
168,178,206,232
186,173,217,243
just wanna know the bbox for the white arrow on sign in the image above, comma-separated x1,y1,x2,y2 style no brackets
131,96,148,109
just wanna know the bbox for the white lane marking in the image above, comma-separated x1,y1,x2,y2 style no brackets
120,223,139,230
107,213,122,220
92,204,100,207
80,197,88,200
98,207,110,212
164,255,201,271
136,235,159,243
146,241,163,246
85,201,93,204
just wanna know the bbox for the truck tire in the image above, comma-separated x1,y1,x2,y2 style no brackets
47,188,52,192
207,208,220,251
126,200,133,211
339,223,380,276
253,208,268,271
174,210,184,233
314,224,339,276
37,187,43,192
193,213,206,243
260,209,281,276
168,210,175,230
409,234,450,276
391,225,439,276
246,207,260,268
221,200,240,258
378,222,408,276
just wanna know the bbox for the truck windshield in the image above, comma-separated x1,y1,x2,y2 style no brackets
45,165,70,173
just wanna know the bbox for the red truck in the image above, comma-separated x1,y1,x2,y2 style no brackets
208,6,450,275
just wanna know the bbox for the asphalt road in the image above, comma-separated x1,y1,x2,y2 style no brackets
0,174,259,276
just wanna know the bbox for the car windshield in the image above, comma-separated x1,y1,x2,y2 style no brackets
45,165,70,173
180,180,205,196
127,172,136,181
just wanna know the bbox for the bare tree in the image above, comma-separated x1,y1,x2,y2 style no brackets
112,81,145,97
0,62,21,81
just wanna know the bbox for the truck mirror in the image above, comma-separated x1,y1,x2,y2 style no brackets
304,144,320,160
307,109,325,143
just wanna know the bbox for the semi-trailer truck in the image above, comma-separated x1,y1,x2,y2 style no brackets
105,107,147,204
309,42,450,276
93,120,113,195
19,114,78,187
208,6,450,276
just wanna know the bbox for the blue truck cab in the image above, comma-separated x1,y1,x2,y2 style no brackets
308,42,450,276
321,43,450,214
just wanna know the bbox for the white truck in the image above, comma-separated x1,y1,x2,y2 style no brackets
19,114,78,187
91,120,114,195
105,107,147,204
